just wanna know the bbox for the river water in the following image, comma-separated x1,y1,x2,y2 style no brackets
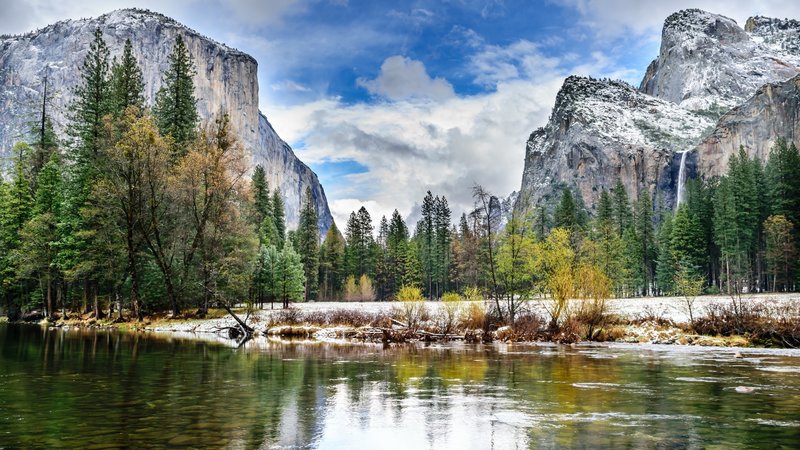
1,324,800,449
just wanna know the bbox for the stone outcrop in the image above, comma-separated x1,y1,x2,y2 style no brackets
0,8,332,235
696,75,800,177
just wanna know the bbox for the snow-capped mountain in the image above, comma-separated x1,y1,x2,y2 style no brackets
519,76,713,212
0,8,333,235
519,9,800,215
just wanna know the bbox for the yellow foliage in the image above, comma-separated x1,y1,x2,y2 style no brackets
397,285,424,302
441,292,462,302
463,286,482,302
343,275,359,301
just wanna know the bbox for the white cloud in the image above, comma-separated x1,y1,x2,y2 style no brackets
269,29,643,229
270,79,312,92
357,56,455,101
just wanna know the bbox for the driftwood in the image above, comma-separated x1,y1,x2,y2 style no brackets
220,304,255,343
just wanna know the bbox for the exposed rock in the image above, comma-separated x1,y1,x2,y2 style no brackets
640,9,800,113
696,75,800,177
518,76,713,213
0,8,332,235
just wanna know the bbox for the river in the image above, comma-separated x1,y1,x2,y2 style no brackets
1,324,799,448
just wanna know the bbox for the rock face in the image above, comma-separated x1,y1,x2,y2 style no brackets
520,9,800,214
696,75,800,177
0,8,333,235
640,9,800,113
519,76,713,213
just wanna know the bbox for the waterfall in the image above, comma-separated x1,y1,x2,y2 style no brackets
676,150,689,208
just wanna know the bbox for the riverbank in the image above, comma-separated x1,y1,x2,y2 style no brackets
23,292,799,348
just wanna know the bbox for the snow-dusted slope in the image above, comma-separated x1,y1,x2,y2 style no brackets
519,76,713,212
640,9,800,113
0,8,333,235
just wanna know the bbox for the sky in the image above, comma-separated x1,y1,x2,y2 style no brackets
3,0,800,228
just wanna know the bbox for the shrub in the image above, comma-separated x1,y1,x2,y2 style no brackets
573,265,611,339
267,308,303,326
460,301,487,330
512,311,546,341
463,286,482,302
436,292,463,335
441,292,462,303
396,285,424,301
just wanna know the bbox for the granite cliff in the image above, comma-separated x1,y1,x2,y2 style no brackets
0,8,332,235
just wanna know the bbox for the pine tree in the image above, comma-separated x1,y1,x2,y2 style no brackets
671,205,706,279
110,39,145,116
386,210,409,297
319,223,345,300
154,35,198,152
296,187,320,301
403,240,423,288
29,75,58,186
554,188,577,229
433,195,452,298
276,240,305,308
766,138,800,226
254,244,280,308
69,28,112,163
418,191,435,297
17,153,63,318
63,28,112,317
271,189,286,248
611,179,633,234
764,215,795,291
251,165,271,234
634,192,656,295
0,144,33,317
655,212,675,295
597,190,614,227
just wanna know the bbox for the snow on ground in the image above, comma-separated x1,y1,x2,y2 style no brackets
145,293,799,335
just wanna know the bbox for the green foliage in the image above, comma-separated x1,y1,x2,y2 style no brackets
110,39,145,115
319,223,345,300
271,189,286,248
554,188,578,229
275,240,305,307
296,187,320,300
154,35,198,151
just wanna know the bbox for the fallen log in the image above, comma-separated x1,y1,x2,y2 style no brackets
220,304,255,342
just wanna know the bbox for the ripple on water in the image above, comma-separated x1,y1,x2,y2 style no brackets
572,382,622,389
675,376,742,383
747,418,800,427
756,366,800,373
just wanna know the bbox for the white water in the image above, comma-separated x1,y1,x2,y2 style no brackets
676,150,689,208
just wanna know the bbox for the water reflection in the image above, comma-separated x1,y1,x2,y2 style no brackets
1,325,800,449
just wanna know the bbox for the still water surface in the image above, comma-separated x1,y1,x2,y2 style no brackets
1,324,800,449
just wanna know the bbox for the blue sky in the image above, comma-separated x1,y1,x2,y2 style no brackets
3,0,799,226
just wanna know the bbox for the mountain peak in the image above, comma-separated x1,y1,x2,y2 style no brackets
663,9,740,36
641,8,799,112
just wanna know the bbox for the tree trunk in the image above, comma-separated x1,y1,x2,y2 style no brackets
92,281,102,319
127,226,141,320
46,275,53,319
